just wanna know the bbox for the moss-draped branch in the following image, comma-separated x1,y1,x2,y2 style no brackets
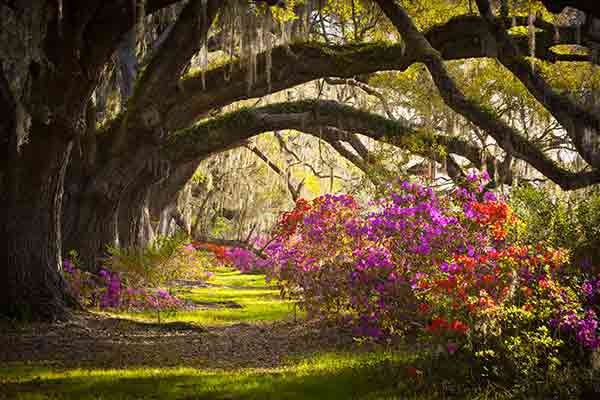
164,99,499,180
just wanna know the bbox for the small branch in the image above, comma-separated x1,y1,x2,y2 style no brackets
244,144,303,201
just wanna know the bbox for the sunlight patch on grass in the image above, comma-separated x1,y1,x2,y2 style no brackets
0,352,419,400
101,271,300,326
208,270,274,288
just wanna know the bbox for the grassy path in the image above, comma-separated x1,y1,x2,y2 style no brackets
0,271,422,400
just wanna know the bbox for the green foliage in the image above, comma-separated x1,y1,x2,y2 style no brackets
510,185,600,267
115,270,295,326
509,185,579,249
104,233,211,288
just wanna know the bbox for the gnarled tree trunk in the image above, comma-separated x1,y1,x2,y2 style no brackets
1,122,75,320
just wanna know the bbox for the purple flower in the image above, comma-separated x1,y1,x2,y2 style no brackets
63,259,75,273
447,342,458,354
466,172,479,183
483,191,497,202
439,262,450,273
582,282,594,298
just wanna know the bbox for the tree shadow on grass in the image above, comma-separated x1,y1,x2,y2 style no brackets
0,355,418,400
92,315,206,332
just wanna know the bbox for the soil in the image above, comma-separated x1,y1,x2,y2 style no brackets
0,312,363,370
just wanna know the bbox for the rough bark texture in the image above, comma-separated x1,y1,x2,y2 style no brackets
1,126,75,320
0,0,161,319
0,2,76,320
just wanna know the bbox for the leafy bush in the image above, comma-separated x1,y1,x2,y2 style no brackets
510,184,600,271
63,254,183,316
220,174,600,393
104,233,212,287
63,235,217,317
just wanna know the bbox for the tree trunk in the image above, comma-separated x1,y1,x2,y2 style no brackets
118,177,155,249
0,124,75,320
70,196,120,271
62,146,120,270
64,147,155,269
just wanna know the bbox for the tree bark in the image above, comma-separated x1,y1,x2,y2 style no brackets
118,177,155,249
0,123,75,320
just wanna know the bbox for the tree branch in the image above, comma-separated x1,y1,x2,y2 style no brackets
245,144,304,201
475,0,600,169
374,0,600,190
160,12,596,132
165,100,532,186
135,0,222,107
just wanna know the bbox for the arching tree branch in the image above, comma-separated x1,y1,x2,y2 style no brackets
374,0,600,190
475,0,600,169
164,100,537,186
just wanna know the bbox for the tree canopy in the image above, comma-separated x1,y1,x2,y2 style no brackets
1,0,600,320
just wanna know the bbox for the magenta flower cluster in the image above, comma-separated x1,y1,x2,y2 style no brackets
63,264,182,312
221,175,600,358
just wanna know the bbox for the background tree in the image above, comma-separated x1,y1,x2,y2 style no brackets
2,0,600,320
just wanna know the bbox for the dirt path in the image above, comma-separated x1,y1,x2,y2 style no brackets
0,312,360,370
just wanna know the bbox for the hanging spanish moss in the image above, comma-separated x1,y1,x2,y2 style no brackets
136,0,146,54
399,33,406,56
199,42,208,89
527,10,536,72
57,0,63,34
297,0,316,40
264,11,275,92
197,0,209,89
215,1,298,94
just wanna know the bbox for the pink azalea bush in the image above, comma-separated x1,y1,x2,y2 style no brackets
62,235,210,313
64,261,182,312
220,174,600,386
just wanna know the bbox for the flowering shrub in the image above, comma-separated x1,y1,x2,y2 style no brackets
193,240,271,274
62,237,206,318
223,247,269,274
64,258,183,314
105,233,212,287
257,177,517,338
221,173,600,386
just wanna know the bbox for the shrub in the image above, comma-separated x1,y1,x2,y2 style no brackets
510,184,600,271
63,235,217,317
104,233,212,287
221,174,600,392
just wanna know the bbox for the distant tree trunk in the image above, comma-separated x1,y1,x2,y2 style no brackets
118,176,155,249
71,196,121,270
62,146,123,270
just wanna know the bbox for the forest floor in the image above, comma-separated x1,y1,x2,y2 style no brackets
0,271,436,400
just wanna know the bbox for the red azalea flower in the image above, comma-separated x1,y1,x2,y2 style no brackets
428,317,448,332
450,319,469,334
418,303,430,314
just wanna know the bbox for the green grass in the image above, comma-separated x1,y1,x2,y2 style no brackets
106,271,299,325
0,351,433,400
0,270,516,400
207,270,275,288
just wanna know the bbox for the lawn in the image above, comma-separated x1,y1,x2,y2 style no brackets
0,352,431,400
104,271,300,325
0,271,509,400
